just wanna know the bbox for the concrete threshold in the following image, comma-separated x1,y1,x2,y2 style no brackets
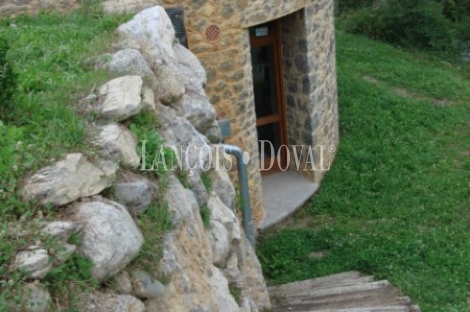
259,171,319,231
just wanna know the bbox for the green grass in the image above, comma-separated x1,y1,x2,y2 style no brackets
0,7,164,310
258,31,470,312
0,7,126,309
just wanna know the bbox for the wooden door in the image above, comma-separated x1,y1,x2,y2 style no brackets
250,20,288,173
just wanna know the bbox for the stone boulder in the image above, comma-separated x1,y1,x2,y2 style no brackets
97,75,143,121
23,153,117,206
236,232,271,311
156,103,212,175
116,6,191,106
53,243,76,265
176,92,217,134
164,175,200,226
66,198,144,281
41,220,83,242
93,123,140,169
207,195,242,267
109,48,156,81
173,43,207,95
12,284,51,312
129,269,166,299
210,168,237,210
11,247,52,279
114,172,157,216
117,6,176,62
111,270,133,294
209,267,241,312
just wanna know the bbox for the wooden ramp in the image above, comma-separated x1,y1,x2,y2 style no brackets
268,271,421,312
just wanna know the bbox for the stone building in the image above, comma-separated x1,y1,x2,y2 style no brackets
0,0,339,229
146,0,340,227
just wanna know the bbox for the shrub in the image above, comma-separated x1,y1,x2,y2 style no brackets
343,0,455,52
336,0,377,14
0,37,16,116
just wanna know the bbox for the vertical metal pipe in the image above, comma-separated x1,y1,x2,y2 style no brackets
221,144,256,246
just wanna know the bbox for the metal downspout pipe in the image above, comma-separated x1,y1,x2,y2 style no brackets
221,144,256,247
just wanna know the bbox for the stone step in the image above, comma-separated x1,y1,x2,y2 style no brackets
271,287,406,311
269,271,374,297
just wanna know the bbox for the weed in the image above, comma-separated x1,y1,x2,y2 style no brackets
0,8,131,310
229,284,242,304
129,113,174,178
200,171,213,193
131,200,172,275
199,205,211,229
176,169,190,188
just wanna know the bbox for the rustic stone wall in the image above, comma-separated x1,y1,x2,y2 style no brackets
1,0,339,226
0,0,79,17
282,0,339,182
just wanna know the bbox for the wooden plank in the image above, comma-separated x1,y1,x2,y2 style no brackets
272,287,405,311
268,271,366,294
291,306,411,312
269,276,375,297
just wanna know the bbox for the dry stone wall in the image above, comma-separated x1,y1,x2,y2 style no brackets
9,6,270,312
0,0,339,230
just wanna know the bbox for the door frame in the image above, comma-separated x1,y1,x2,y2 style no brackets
250,20,288,173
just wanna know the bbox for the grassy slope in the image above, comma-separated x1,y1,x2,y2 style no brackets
258,31,470,312
0,8,128,308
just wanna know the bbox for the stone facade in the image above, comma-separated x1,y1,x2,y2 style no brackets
1,0,339,227
138,0,339,224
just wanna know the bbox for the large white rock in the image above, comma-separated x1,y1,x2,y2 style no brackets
66,198,144,281
22,153,117,206
236,232,271,311
109,48,155,80
207,196,234,267
116,7,186,105
209,267,241,312
41,220,83,242
153,59,186,105
173,43,207,95
164,175,200,226
98,76,143,121
12,247,52,279
93,124,140,169
53,243,76,265
210,168,237,210
117,6,176,61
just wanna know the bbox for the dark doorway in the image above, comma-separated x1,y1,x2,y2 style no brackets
250,20,287,173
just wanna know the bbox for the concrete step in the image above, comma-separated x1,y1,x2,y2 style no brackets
260,171,319,230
